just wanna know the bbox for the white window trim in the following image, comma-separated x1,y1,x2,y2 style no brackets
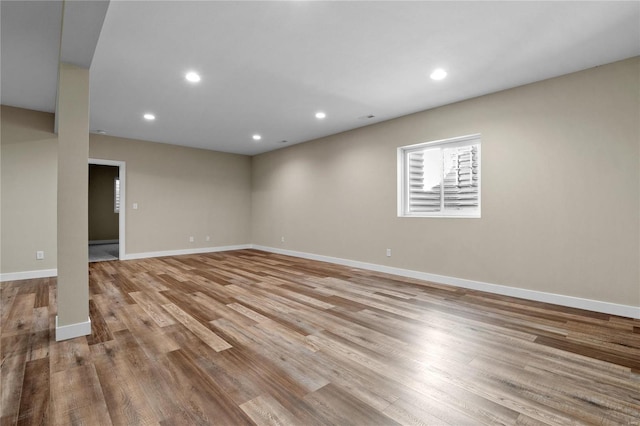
397,134,481,218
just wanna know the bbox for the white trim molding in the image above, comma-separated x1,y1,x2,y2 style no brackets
124,244,252,260
251,245,640,320
0,269,58,282
56,316,92,341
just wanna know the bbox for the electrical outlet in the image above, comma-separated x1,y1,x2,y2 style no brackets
133,202,138,210
386,248,391,257
281,236,285,243
36,251,44,260
205,236,210,242
189,236,194,243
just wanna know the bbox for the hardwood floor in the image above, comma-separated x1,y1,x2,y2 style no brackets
2,249,639,425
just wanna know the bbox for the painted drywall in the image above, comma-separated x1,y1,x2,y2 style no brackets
88,164,119,241
56,62,90,327
1,109,252,274
251,57,640,307
0,106,58,273
89,134,252,254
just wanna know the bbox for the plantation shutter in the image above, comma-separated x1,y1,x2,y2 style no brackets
442,144,479,211
114,177,121,213
407,149,442,213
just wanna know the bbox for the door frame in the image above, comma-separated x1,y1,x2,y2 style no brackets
88,158,126,260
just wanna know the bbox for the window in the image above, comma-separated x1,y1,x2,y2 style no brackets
114,177,121,213
398,134,480,218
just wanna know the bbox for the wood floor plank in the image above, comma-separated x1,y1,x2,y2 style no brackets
0,352,26,423
303,383,401,426
191,291,257,328
93,356,159,425
226,302,271,323
382,397,454,426
86,299,114,345
162,303,232,352
33,281,49,309
240,394,299,426
109,329,194,423
468,355,637,425
213,346,313,402
162,348,254,425
1,284,19,325
31,306,49,333
49,338,91,374
387,387,489,426
16,357,49,425
3,294,35,336
25,329,50,362
118,304,180,357
91,293,128,333
2,250,639,425
211,318,329,393
50,364,112,426
159,288,219,324
1,333,29,359
535,334,640,372
128,291,176,328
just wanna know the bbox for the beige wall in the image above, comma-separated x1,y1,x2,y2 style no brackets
56,62,90,327
89,135,252,254
1,106,58,273
251,57,640,306
88,164,120,241
1,108,252,274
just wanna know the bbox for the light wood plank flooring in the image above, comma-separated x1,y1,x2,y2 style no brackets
2,249,639,425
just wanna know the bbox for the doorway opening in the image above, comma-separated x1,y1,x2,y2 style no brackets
88,159,126,262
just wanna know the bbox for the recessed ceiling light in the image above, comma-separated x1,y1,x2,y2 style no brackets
358,114,376,120
185,71,201,83
315,112,326,119
143,113,156,121
252,134,262,141
430,68,447,80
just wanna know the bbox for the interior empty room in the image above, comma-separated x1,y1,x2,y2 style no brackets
1,1,639,425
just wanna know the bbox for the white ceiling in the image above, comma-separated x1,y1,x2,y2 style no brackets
2,1,639,156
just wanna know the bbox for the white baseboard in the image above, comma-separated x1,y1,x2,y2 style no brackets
56,316,91,341
89,239,119,245
123,244,252,260
251,245,640,320
0,268,58,282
